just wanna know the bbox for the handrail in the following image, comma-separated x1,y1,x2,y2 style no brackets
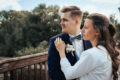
0,52,49,80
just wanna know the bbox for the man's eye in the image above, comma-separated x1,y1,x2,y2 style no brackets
64,20,68,21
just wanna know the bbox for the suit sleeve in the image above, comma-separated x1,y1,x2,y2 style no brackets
48,38,66,80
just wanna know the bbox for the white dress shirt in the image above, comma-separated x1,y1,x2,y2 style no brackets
69,33,84,58
60,45,112,80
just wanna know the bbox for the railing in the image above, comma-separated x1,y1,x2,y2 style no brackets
0,52,49,80
0,51,119,80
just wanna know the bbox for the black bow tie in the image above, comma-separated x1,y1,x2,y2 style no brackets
70,34,82,42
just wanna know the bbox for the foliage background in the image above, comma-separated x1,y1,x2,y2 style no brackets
0,4,119,57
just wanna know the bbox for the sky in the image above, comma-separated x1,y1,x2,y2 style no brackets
0,0,120,22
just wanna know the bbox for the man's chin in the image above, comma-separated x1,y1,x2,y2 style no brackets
62,30,66,33
62,30,69,34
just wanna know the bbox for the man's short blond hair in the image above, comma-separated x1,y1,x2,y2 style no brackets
61,6,83,19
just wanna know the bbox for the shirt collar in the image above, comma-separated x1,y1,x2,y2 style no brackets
69,32,82,38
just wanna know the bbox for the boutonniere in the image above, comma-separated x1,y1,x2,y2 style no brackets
66,44,75,56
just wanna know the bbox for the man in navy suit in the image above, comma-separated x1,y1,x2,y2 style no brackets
48,6,92,80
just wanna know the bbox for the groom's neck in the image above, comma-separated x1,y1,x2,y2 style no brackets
70,29,81,36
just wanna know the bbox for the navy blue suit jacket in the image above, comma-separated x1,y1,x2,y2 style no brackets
48,33,92,80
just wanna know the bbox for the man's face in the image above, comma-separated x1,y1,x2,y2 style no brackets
60,12,76,34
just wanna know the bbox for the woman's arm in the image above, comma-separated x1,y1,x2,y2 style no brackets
54,37,66,58
60,51,98,79
55,38,98,79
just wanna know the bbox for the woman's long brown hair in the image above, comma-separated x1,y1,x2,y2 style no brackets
87,13,120,80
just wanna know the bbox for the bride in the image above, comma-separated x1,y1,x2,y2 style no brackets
55,13,120,80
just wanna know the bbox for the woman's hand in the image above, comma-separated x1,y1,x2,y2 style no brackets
54,37,66,58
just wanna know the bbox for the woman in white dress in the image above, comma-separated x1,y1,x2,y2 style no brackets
54,13,120,80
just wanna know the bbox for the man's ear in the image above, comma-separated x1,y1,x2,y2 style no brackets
75,18,79,24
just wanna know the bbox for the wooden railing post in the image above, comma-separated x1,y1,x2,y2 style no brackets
13,69,18,80
45,61,48,80
39,63,43,80
21,68,25,80
10,71,14,80
34,64,38,80
28,65,32,80
4,72,8,80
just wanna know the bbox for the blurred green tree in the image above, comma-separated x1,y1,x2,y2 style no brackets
0,4,61,57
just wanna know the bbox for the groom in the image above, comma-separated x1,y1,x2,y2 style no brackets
48,6,92,80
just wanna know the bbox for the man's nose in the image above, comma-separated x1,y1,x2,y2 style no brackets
60,21,64,25
60,22,62,25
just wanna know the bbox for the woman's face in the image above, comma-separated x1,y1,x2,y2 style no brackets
81,19,98,42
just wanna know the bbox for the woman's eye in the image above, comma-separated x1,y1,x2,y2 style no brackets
84,26,87,29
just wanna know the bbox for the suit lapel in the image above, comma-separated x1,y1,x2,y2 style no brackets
62,33,72,45
61,33,77,65
83,40,92,50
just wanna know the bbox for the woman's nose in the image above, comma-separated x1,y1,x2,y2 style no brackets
81,28,84,33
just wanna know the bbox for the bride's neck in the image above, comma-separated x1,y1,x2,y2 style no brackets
90,38,98,47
